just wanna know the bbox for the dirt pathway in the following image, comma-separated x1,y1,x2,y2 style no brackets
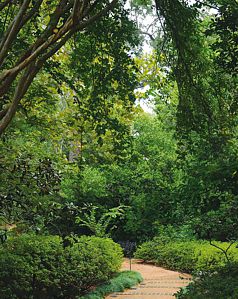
106,259,192,299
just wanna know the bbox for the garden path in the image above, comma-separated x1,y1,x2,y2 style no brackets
106,259,191,299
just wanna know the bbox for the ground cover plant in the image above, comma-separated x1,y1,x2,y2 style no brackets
80,271,143,299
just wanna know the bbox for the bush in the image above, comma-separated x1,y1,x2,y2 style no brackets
135,239,238,273
0,234,123,299
176,264,238,299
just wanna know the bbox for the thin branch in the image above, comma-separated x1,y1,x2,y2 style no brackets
140,31,155,41
0,0,31,67
38,32,74,64
21,0,44,26
38,0,118,66
0,63,39,135
195,0,219,10
75,0,118,31
209,239,236,264
0,0,118,87
14,0,71,70
0,18,73,86
0,0,119,135
0,1,74,87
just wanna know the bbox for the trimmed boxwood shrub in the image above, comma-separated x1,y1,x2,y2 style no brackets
0,234,123,299
134,239,238,273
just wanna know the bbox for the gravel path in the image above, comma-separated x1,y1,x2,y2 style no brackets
106,259,192,299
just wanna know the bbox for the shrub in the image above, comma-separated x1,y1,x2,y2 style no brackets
135,239,238,273
63,236,123,295
0,234,123,299
176,264,238,299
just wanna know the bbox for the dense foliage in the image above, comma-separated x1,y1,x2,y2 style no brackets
135,238,238,273
1,0,237,243
176,264,238,299
0,234,123,299
0,0,238,297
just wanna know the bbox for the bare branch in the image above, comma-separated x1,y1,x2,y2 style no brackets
0,17,73,85
0,63,39,135
36,0,115,72
14,0,71,69
0,0,31,67
209,240,236,264
140,31,155,41
76,0,118,30
0,0,118,89
38,31,75,64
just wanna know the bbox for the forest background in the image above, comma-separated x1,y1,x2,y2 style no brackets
0,0,238,297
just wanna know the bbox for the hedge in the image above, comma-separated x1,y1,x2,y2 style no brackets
0,234,123,299
134,239,238,273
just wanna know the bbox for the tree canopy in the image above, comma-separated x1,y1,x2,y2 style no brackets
1,0,238,246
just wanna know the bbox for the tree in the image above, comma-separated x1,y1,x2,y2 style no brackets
133,0,237,134
0,0,140,236
0,0,119,136
207,0,238,75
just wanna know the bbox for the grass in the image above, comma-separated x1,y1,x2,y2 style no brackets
80,271,143,299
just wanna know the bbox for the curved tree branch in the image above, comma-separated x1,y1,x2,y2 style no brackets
0,0,31,67
0,0,119,136
0,63,39,134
